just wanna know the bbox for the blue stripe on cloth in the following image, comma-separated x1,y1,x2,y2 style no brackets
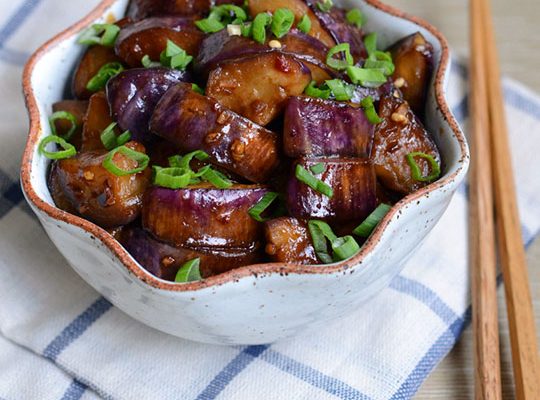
60,379,87,400
451,94,469,124
389,276,463,338
0,0,43,48
503,85,540,120
0,46,30,65
43,297,112,361
196,345,269,400
0,169,24,218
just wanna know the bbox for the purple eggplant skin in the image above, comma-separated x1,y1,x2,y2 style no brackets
287,158,377,223
142,184,270,249
126,0,244,20
264,217,319,265
284,96,374,158
106,67,191,142
149,83,280,183
195,29,333,82
121,227,262,280
350,80,394,104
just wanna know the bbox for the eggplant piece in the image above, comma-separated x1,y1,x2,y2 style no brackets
248,0,335,47
150,83,279,183
115,16,204,67
373,95,441,194
48,162,79,215
142,184,270,248
350,80,394,104
51,141,151,228
51,100,88,150
264,217,318,264
287,158,377,223
81,92,115,151
284,96,374,158
126,0,244,20
206,52,312,126
389,32,434,116
72,45,123,100
106,67,191,142
121,227,261,279
196,29,333,83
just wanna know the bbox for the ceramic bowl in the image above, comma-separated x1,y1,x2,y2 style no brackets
21,0,469,345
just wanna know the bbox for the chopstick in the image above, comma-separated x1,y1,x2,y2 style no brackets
468,0,502,398
470,0,540,398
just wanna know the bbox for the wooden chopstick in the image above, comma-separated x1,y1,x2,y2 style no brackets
469,0,502,398
477,0,540,397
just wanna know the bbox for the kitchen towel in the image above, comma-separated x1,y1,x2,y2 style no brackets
1,1,539,399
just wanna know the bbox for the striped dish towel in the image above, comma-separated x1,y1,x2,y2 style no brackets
1,1,539,399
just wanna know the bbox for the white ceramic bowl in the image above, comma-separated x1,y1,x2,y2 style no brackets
21,0,469,345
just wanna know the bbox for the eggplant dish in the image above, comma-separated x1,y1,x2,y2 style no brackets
41,0,441,283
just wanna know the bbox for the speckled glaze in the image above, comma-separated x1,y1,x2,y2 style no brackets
21,0,469,345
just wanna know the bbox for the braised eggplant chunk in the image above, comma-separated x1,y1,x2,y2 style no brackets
115,17,204,67
284,96,374,158
50,141,151,228
121,227,262,279
264,217,318,264
389,32,434,116
143,184,269,248
51,100,88,149
206,52,312,126
373,95,441,194
81,92,115,151
287,158,377,223
127,0,244,20
150,83,280,183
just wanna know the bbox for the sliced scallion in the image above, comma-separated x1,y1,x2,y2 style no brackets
406,152,441,182
100,122,131,150
310,162,325,175
78,23,120,47
326,43,354,71
360,96,383,124
102,145,149,176
308,220,337,263
201,168,233,189
331,235,360,260
175,258,202,283
195,17,225,33
304,80,331,99
316,0,333,13
346,66,387,88
39,135,76,160
271,8,294,38
295,165,333,198
326,79,354,101
252,12,272,44
48,111,78,141
248,192,279,222
346,9,365,28
353,203,392,237
153,166,192,189
86,62,124,92
192,83,205,95
297,14,311,34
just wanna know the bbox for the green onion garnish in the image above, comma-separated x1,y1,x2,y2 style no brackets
248,192,279,222
102,145,149,176
78,23,120,47
153,166,192,189
331,235,361,260
169,150,209,169
271,8,294,38
406,152,441,182
360,96,383,124
363,32,377,56
48,111,78,141
86,62,124,92
310,162,325,175
346,9,365,28
39,136,77,160
159,40,193,71
195,17,225,33
297,14,311,34
353,203,392,237
252,12,272,44
326,43,354,71
304,80,331,99
325,79,354,101
295,164,333,198
175,258,202,283
363,59,395,77
100,122,131,150
346,66,387,88
316,0,334,13
308,220,337,263
241,22,253,37
201,168,233,189
141,55,161,68
191,83,205,95
208,4,247,24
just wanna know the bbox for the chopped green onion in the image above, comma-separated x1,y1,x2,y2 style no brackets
363,32,377,56
363,59,395,76
360,96,383,124
201,168,233,189
304,80,331,99
308,220,336,263
99,122,131,150
297,14,311,34
271,8,294,38
241,22,253,37
310,162,325,175
346,66,387,88
252,12,272,44
48,111,78,141
102,145,149,176
326,79,354,101
295,164,333,198
353,203,392,237
248,192,279,222
86,62,124,92
195,17,225,33
78,23,120,47
153,166,192,189
326,43,354,71
175,258,202,283
141,55,161,68
346,9,365,28
316,0,333,13
116,131,132,147
192,83,205,95
331,235,360,260
208,4,247,24
39,136,77,160
169,150,209,169
158,40,193,71
406,152,441,182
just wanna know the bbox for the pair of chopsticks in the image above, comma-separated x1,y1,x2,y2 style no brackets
469,0,540,398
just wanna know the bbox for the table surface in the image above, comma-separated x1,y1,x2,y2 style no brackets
377,0,540,398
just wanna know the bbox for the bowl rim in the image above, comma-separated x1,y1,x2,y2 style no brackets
21,0,469,292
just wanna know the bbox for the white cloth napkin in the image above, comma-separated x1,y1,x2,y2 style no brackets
1,1,539,399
